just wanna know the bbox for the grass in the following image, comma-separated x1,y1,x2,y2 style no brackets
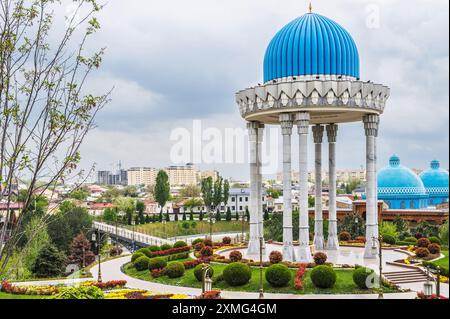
127,220,248,238
433,250,449,271
0,291,47,299
123,262,397,295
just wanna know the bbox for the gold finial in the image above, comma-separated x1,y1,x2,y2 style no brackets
309,2,312,13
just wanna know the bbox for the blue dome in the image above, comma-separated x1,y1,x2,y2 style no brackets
263,13,360,83
419,160,449,205
377,155,428,209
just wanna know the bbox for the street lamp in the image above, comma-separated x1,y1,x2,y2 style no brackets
423,267,434,298
162,219,167,239
91,229,111,282
208,215,216,241
201,264,213,295
371,235,384,299
240,212,245,243
131,219,136,252
259,236,264,299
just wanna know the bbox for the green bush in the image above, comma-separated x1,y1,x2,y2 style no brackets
353,267,375,289
429,237,442,245
310,265,337,289
173,241,188,248
52,286,104,299
193,264,214,282
131,252,144,263
265,264,291,287
405,237,418,244
136,248,152,258
382,234,396,245
134,256,151,271
192,238,204,246
223,262,252,286
160,243,172,251
167,252,189,261
165,262,185,278
148,257,167,270
148,245,161,252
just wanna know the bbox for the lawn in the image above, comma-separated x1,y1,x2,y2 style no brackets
123,262,396,295
127,220,248,238
0,291,46,299
433,250,449,271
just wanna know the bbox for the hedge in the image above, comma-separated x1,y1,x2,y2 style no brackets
265,264,291,287
310,266,337,288
223,263,252,286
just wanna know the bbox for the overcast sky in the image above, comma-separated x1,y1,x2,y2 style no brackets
72,0,449,181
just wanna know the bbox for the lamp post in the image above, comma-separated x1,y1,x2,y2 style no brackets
240,212,245,243
423,267,434,298
259,236,264,299
162,219,167,239
208,214,216,240
201,264,213,295
91,228,112,283
131,219,136,252
436,266,441,297
371,235,383,299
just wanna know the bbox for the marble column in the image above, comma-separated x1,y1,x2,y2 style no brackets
257,123,265,252
280,113,295,261
295,112,312,263
312,125,324,251
247,121,264,258
326,124,339,250
363,114,380,259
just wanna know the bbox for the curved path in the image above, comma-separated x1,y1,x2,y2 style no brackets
89,256,418,299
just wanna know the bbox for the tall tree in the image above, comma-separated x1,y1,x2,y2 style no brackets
222,179,230,212
213,176,223,212
67,232,95,268
31,245,66,278
154,170,170,216
0,0,109,278
201,177,214,217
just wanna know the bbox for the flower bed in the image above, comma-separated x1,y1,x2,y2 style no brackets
294,265,307,290
0,281,59,296
105,289,188,299
81,280,127,290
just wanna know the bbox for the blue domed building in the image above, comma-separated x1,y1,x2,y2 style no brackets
377,155,429,209
420,160,449,206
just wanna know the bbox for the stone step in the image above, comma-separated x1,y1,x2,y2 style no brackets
384,273,427,278
389,278,429,284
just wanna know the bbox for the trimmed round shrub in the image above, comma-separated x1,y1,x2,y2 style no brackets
193,264,214,282
353,267,375,289
417,238,431,248
160,243,172,251
148,245,161,252
173,241,188,248
429,237,442,245
265,264,291,287
134,256,151,271
222,236,232,245
229,250,243,262
313,252,328,265
136,248,151,258
405,237,418,244
382,234,396,245
339,232,351,241
203,239,213,247
131,252,144,263
194,242,205,251
192,238,204,246
269,251,283,264
148,257,167,270
310,265,337,288
223,262,252,286
165,262,185,278
428,243,441,254
200,246,213,257
415,247,430,258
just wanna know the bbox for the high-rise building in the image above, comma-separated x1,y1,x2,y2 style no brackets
166,163,197,186
127,167,158,186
